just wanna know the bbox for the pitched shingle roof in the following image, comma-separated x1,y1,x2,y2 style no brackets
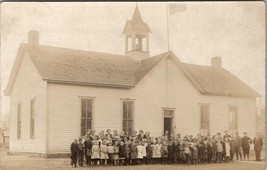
5,44,260,98
182,63,261,98
23,44,168,88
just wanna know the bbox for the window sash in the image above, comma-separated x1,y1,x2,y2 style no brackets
122,101,134,133
17,104,21,139
229,107,238,131
200,105,210,130
30,100,35,138
81,99,93,136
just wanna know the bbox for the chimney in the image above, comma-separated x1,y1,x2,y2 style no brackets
211,56,222,68
28,30,39,45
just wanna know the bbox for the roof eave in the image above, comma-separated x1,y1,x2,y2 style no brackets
45,79,134,89
201,90,261,98
4,44,27,96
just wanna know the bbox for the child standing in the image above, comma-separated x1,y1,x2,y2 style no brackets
137,141,144,165
156,140,162,164
160,140,168,164
100,140,108,165
179,140,184,164
118,141,125,165
192,141,198,164
146,141,153,164
151,140,157,164
77,138,85,167
184,142,191,164
173,140,179,164
168,140,174,164
203,140,209,164
142,139,148,165
224,137,231,162
197,140,203,164
124,142,130,166
212,138,217,162
217,139,223,163
130,141,138,165
91,140,100,165
107,142,114,166
113,142,119,166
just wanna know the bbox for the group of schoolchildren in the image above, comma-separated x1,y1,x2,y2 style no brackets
70,129,254,168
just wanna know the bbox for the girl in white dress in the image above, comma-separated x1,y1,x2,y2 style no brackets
100,140,108,165
91,140,100,165
224,137,231,162
137,141,143,164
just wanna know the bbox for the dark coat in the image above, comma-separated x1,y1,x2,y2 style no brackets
70,142,79,158
253,137,263,151
197,144,203,158
168,144,174,157
84,140,92,156
241,136,252,150
146,145,153,158
119,145,125,158
173,144,180,155
78,142,85,155
130,144,138,159
234,136,242,147
124,145,131,158
221,141,226,155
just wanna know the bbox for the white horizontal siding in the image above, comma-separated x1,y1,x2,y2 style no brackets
9,52,47,153
47,57,257,154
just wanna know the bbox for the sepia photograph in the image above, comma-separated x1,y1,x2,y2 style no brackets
0,1,265,170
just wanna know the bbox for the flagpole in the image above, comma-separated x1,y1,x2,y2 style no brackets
166,3,170,51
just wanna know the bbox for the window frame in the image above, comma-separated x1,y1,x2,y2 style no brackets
199,103,210,133
80,97,94,137
228,105,238,133
122,99,134,134
30,98,36,139
17,103,22,140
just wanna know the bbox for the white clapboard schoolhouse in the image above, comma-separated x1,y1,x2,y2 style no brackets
5,6,260,156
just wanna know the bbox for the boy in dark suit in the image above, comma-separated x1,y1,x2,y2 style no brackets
241,132,252,161
70,139,79,168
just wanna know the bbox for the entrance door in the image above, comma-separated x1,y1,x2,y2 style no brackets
164,110,174,135
164,117,172,134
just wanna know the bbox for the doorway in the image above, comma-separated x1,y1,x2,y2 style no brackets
163,110,174,135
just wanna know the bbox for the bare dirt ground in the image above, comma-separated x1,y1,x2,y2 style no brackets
0,148,265,170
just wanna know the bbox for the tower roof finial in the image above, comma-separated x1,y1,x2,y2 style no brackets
122,4,151,34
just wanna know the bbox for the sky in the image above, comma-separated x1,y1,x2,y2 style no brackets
0,2,265,127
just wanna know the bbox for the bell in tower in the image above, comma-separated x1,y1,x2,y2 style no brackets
122,5,151,60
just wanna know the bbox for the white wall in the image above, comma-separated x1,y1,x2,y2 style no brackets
9,52,47,153
47,56,257,153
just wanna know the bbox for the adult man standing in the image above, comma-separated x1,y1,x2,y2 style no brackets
70,139,79,168
241,132,252,161
253,133,263,161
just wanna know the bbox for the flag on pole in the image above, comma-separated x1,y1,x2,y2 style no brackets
169,3,187,15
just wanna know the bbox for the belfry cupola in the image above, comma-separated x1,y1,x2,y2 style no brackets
123,5,151,60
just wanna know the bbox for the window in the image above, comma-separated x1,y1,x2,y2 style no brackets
229,106,238,133
200,104,210,134
123,101,134,134
17,104,22,139
81,99,93,136
30,99,35,138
